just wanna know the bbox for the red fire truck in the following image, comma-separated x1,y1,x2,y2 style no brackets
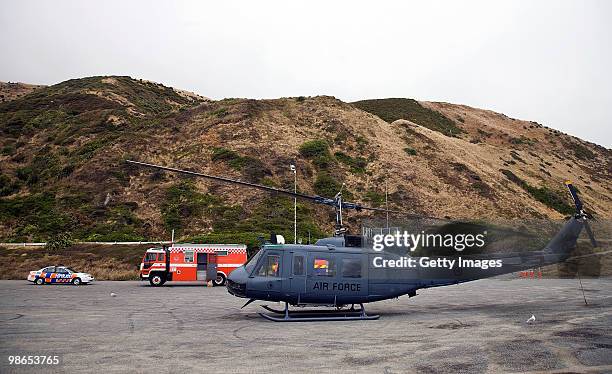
139,243,248,287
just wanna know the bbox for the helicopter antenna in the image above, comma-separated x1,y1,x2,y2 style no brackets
126,160,403,235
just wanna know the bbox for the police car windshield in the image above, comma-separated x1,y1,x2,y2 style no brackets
244,249,263,273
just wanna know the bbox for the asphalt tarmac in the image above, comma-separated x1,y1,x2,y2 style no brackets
0,278,610,374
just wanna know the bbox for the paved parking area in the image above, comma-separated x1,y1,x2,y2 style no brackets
0,278,611,373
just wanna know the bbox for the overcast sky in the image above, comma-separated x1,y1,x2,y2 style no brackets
1,0,610,147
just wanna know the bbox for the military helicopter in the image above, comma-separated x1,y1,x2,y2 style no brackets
127,160,598,322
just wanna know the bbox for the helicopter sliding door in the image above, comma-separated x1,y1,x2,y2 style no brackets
337,254,368,304
285,251,307,304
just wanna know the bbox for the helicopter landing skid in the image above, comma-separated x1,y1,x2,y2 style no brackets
260,304,359,314
258,303,379,322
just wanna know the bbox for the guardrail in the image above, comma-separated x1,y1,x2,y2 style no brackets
0,241,173,247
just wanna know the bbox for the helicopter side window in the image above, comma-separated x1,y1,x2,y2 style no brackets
257,255,281,277
341,258,361,278
313,257,336,277
292,255,304,276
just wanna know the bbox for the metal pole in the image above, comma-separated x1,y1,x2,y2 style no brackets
385,180,389,234
294,169,297,244
290,164,297,244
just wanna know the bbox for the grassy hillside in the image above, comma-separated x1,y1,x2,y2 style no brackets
0,76,610,247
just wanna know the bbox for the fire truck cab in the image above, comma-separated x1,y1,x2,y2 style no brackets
139,243,247,287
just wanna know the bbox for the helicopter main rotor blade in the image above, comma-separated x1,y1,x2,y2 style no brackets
127,159,316,200
341,202,401,214
565,180,598,247
126,160,399,213
565,181,583,212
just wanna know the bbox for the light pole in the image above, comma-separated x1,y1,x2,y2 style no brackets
290,164,297,244
385,180,389,234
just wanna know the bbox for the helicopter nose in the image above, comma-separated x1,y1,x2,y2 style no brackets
227,266,248,297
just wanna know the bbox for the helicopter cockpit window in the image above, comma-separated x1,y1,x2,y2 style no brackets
245,249,263,274
293,255,304,276
313,257,336,277
341,258,361,278
257,255,281,277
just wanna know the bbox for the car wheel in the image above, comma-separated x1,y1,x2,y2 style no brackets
35,278,44,285
213,273,226,287
72,278,81,286
149,274,164,287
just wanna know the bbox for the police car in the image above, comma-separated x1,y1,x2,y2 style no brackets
27,266,94,285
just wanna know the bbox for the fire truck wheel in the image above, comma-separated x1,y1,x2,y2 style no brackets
35,278,44,285
149,274,165,287
72,278,81,286
213,273,226,287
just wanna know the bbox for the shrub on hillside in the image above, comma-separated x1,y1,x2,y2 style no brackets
334,152,368,173
404,147,417,156
313,172,352,199
299,140,335,170
45,233,73,252
299,140,329,158
211,147,243,168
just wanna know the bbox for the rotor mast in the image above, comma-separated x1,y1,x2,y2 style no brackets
333,184,347,236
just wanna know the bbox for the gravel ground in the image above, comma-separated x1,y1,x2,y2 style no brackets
0,278,610,373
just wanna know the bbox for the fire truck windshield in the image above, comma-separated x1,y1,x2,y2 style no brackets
144,252,157,262
244,249,263,274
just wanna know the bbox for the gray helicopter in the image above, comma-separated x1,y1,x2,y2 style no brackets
127,160,598,322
